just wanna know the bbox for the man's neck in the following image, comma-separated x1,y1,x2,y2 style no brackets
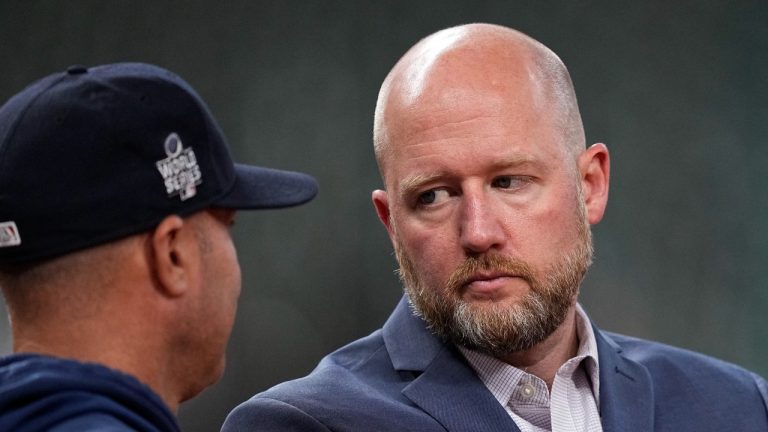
495,306,579,388
11,317,181,414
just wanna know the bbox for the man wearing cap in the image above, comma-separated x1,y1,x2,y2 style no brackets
0,63,317,431
222,24,768,431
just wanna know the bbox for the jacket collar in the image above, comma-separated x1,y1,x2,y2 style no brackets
382,296,444,371
593,324,655,432
382,296,520,431
382,296,656,432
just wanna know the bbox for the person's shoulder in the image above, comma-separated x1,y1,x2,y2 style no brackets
0,354,179,432
47,414,139,432
222,328,417,431
222,397,332,432
241,328,393,406
606,331,753,371
605,331,767,393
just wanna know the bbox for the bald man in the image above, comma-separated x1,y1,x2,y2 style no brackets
223,24,767,432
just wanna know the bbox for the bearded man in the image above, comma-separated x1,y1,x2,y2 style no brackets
223,23,768,432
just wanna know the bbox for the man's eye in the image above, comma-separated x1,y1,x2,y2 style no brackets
416,188,448,206
493,176,512,188
492,175,529,189
417,190,437,205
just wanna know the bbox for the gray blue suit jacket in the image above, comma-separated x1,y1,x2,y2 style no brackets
223,296,768,431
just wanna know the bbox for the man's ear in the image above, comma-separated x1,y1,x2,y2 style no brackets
578,143,610,225
149,215,195,298
372,190,395,240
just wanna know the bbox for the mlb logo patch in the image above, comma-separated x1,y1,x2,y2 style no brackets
0,221,21,247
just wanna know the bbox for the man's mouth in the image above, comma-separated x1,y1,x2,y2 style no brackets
462,272,519,295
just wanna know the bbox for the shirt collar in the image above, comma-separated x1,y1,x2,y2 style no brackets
574,303,600,404
458,303,601,406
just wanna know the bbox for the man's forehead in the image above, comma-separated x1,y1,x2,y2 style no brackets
382,43,552,152
374,25,582,186
388,39,540,110
393,27,471,107
383,81,560,161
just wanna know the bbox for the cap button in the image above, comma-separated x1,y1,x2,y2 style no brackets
66,65,88,75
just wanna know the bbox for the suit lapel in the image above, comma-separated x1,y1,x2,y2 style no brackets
402,345,521,432
594,326,655,432
383,296,520,431
384,297,658,431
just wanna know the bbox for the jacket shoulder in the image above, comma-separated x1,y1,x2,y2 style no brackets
606,331,768,407
223,397,332,432
607,331,761,379
222,329,438,432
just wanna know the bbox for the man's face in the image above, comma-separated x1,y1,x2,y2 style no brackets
376,84,593,356
189,208,241,390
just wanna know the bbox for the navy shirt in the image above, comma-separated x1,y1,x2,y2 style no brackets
0,354,179,431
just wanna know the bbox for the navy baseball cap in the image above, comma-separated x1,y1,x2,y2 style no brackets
0,63,318,264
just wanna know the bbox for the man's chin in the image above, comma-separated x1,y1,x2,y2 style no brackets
460,290,532,308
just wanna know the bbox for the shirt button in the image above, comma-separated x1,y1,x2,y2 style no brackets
520,383,536,398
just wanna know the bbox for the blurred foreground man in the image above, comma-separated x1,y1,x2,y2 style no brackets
0,63,317,431
223,24,767,431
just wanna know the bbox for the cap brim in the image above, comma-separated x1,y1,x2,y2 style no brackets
215,163,318,209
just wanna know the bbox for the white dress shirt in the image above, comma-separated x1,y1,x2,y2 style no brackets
459,304,602,432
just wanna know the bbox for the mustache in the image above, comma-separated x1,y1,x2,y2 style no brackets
445,253,535,294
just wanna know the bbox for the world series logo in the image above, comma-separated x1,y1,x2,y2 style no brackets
155,133,202,201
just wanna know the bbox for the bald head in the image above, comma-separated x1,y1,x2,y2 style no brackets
373,24,585,183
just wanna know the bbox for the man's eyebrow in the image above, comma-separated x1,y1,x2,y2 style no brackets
396,155,544,199
398,172,446,200
489,155,542,171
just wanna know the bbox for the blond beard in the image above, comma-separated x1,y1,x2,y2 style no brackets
394,191,593,356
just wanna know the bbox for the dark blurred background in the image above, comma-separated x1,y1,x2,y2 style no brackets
1,1,766,431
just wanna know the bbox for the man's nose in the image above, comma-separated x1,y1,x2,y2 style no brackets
458,192,506,255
